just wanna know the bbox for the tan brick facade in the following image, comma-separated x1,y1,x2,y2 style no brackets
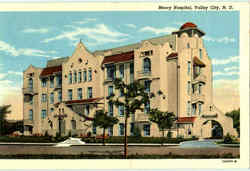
23,22,237,138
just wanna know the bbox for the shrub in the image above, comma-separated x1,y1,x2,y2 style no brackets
223,133,234,144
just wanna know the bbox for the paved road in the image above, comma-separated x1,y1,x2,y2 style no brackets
0,145,239,157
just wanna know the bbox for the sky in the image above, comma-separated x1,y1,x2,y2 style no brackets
0,11,239,120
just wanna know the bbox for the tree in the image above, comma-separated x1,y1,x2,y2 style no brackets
108,78,158,158
93,110,118,145
0,105,11,135
226,108,240,137
149,108,175,140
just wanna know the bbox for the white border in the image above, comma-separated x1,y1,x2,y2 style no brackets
0,2,248,169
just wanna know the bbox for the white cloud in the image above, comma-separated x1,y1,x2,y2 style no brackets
0,73,7,80
204,36,235,44
139,26,177,35
125,24,136,29
42,24,129,45
224,66,239,72
213,71,239,77
23,28,49,34
73,18,97,25
7,71,23,76
212,56,239,65
0,40,57,58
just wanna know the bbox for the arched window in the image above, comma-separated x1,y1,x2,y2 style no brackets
143,58,151,73
28,78,33,89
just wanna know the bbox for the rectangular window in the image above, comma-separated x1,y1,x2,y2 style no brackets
200,49,202,59
144,80,151,93
119,105,124,117
108,126,113,136
87,87,93,98
119,123,124,136
187,81,191,95
69,73,72,84
106,64,116,80
56,75,62,87
85,104,90,115
50,76,54,88
88,69,92,81
58,90,62,102
130,123,134,136
120,89,124,97
108,86,113,96
71,120,76,130
83,70,87,82
143,124,150,136
119,64,124,79
144,101,150,114
92,126,96,134
198,84,202,94
41,79,47,87
29,109,33,120
41,109,47,119
192,104,196,115
130,62,134,83
108,102,113,116
68,89,73,101
187,61,191,75
50,93,54,104
187,101,191,115
41,94,47,103
77,88,82,100
74,71,77,83
198,103,202,115
78,71,82,83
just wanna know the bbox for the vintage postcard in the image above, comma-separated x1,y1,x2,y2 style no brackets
0,2,248,169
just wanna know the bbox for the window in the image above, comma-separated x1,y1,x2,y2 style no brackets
78,71,82,83
198,84,202,94
69,72,72,84
50,76,54,88
41,109,47,119
58,90,62,102
187,43,190,48
119,104,124,117
87,87,92,99
143,58,151,73
41,79,47,87
56,75,62,87
88,69,92,81
83,70,87,82
50,93,54,104
199,49,202,59
108,126,113,136
68,89,73,100
143,124,150,136
28,78,33,89
85,104,90,115
92,126,96,134
29,109,33,120
41,94,47,103
108,102,113,116
130,62,134,83
192,104,196,115
120,89,124,97
198,103,202,115
106,64,116,80
130,123,134,136
71,120,76,130
141,50,153,56
187,61,191,75
187,81,191,95
187,101,191,115
77,88,82,100
119,64,124,79
108,86,113,96
144,101,150,114
144,80,151,93
50,108,54,113
119,123,125,136
74,71,77,83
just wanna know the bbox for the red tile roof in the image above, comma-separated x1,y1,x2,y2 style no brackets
65,97,103,105
167,52,178,60
176,117,196,123
102,51,134,65
40,65,62,77
180,22,197,30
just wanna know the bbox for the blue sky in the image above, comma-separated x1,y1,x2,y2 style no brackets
0,11,240,116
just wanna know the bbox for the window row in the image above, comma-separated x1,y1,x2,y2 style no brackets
41,90,62,104
187,102,203,115
68,87,93,101
41,75,62,88
106,63,134,82
69,69,92,84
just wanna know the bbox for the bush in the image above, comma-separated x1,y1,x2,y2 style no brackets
223,133,237,144
167,131,172,139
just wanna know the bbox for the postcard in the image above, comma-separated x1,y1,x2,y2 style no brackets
0,1,248,169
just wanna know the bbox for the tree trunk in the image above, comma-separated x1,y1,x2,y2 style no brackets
124,113,128,159
162,130,164,145
103,128,106,146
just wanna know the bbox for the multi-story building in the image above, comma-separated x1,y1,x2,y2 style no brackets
23,22,237,138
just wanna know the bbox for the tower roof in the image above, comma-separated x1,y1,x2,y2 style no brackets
180,22,197,30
